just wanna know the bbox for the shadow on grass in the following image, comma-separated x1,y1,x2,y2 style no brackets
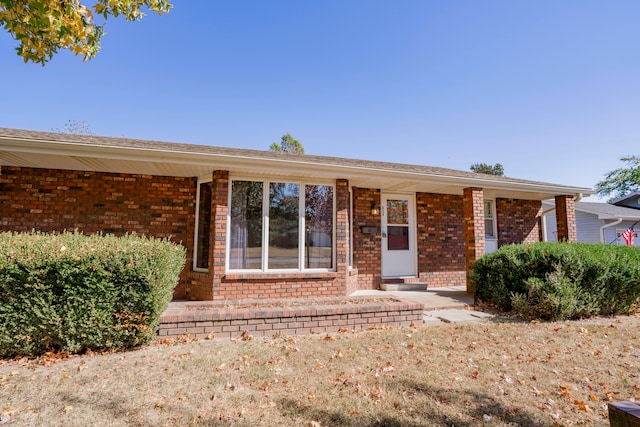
278,378,557,427
52,390,233,427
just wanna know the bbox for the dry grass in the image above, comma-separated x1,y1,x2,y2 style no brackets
1,313,639,426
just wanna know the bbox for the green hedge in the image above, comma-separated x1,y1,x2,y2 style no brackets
0,231,186,357
471,242,640,320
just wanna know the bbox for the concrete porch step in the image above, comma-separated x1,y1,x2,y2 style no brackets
380,282,428,291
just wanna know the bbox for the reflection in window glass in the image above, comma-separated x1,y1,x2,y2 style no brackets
229,181,263,269
305,185,333,268
484,201,495,238
196,182,212,269
387,226,409,250
269,183,300,269
387,199,408,224
225,179,334,272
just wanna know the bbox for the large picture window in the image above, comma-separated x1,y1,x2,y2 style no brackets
229,181,264,269
229,179,334,271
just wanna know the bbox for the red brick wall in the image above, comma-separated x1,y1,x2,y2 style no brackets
554,195,576,242
216,273,345,300
159,297,424,339
336,180,355,295
496,198,542,245
463,187,485,292
415,192,466,287
351,187,381,289
0,166,196,299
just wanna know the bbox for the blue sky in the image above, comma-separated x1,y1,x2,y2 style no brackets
1,1,639,200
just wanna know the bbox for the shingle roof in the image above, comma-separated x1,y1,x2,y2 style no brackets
0,127,593,199
574,202,640,219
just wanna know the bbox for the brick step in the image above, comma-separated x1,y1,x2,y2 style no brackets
159,297,424,340
381,276,422,284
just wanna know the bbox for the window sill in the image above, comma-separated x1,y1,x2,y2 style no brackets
223,271,338,281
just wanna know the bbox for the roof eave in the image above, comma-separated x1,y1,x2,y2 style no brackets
0,134,593,199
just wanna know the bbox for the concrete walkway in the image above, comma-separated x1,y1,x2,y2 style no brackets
351,286,494,324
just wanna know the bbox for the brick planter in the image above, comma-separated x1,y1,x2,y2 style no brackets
159,297,424,339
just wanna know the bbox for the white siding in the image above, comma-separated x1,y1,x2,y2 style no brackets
543,211,558,242
575,211,603,243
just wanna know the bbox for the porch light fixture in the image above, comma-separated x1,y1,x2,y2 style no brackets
370,202,380,216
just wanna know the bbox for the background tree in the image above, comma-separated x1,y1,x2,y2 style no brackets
270,133,305,154
53,120,95,135
0,0,172,64
470,162,504,176
594,155,640,200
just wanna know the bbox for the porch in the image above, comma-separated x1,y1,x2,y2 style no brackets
157,286,476,339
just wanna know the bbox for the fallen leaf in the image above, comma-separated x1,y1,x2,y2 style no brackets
573,400,591,412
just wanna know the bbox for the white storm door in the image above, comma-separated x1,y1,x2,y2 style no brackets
381,194,417,277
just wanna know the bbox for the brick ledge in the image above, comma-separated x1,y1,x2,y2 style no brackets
159,296,424,339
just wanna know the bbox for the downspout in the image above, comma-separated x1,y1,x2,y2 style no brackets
600,218,622,244
540,205,556,242
540,193,583,242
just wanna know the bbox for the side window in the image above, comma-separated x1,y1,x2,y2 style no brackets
195,181,212,270
484,200,496,239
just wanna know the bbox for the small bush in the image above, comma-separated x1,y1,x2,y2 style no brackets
471,242,640,320
0,231,186,357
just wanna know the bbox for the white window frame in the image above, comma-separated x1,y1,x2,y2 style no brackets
226,176,336,273
193,177,212,272
484,200,497,240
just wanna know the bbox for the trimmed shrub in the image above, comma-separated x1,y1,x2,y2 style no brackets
471,242,640,320
0,231,186,357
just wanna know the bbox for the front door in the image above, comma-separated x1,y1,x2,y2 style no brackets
381,193,417,277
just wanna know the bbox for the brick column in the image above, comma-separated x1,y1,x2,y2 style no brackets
335,179,350,294
463,187,485,293
555,195,576,242
211,170,229,279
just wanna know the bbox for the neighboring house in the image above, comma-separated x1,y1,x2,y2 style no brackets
542,201,640,246
611,191,640,210
0,128,591,301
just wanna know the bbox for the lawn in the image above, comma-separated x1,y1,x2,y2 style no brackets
1,313,639,426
